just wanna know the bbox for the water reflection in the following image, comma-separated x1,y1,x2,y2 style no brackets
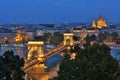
111,48,120,63
0,44,28,57
0,44,120,71
0,44,62,70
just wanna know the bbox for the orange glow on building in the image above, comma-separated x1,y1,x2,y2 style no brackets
92,15,107,29
92,19,97,28
14,30,28,43
97,15,107,28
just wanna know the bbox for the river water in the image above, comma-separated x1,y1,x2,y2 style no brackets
0,44,120,72
111,48,120,63
0,44,63,70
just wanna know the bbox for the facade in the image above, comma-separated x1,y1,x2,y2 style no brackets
0,28,15,43
26,32,34,40
92,20,97,28
14,30,28,43
101,27,120,36
71,28,98,41
0,33,15,43
92,15,107,29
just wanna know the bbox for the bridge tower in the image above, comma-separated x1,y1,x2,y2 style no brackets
24,41,48,80
64,33,74,46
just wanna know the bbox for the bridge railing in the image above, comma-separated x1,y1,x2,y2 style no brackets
23,58,38,71
24,42,68,71
44,45,66,58
46,42,63,52
23,56,46,71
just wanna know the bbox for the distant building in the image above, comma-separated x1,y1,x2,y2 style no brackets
0,28,12,33
14,30,28,43
71,28,98,41
35,28,65,36
101,26,120,36
92,15,107,29
0,28,15,43
0,33,15,43
92,20,97,28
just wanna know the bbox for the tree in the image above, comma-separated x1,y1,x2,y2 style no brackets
111,32,119,41
99,31,111,42
85,35,97,43
111,32,119,38
44,33,52,43
53,44,120,80
34,36,45,41
0,51,25,80
73,36,79,41
50,32,63,44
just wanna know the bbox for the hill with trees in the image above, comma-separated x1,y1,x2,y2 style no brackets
53,44,120,80
0,51,24,80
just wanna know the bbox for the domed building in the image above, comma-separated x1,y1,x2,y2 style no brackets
14,30,28,43
92,15,107,29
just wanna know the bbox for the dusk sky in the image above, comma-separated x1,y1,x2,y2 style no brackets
0,0,120,24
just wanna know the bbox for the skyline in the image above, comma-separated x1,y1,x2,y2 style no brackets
0,0,120,24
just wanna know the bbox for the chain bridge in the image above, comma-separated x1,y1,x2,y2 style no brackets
24,33,74,80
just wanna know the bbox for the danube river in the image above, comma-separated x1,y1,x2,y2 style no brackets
111,48,120,62
0,44,63,70
0,44,120,78
0,44,120,79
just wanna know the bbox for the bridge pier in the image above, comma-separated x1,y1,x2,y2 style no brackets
63,33,74,46
24,41,48,80
25,64,48,80
24,33,75,80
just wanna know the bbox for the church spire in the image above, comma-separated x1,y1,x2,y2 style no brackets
92,19,97,28
99,13,102,18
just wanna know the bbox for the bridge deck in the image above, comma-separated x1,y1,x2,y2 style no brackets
24,44,67,72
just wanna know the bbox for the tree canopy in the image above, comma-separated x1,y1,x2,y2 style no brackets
0,51,24,80
99,31,120,42
34,32,63,44
85,35,97,43
53,44,120,80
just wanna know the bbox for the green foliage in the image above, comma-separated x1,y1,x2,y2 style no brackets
85,35,97,43
34,36,45,41
34,32,63,44
111,32,119,38
73,36,79,41
99,31,119,42
53,44,120,80
0,51,25,80
44,33,52,43
111,32,119,41
50,32,63,44
70,45,81,53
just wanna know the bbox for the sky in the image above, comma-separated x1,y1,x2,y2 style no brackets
0,0,120,24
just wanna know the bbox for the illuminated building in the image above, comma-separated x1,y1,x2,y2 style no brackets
14,30,28,43
92,15,107,29
92,19,97,28
97,15,107,28
0,28,15,43
71,28,98,41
